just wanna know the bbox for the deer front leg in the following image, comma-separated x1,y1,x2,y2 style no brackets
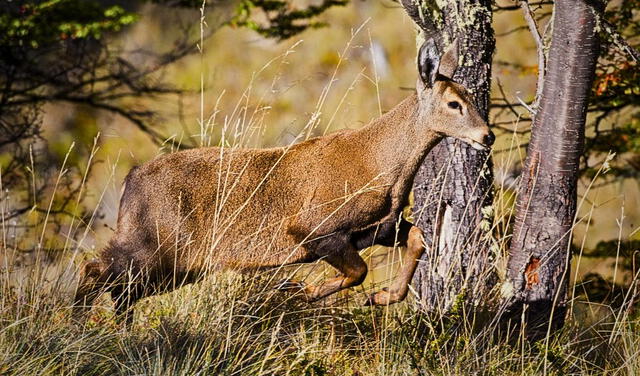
365,226,425,306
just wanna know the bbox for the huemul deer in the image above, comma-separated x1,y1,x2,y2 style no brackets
74,39,494,322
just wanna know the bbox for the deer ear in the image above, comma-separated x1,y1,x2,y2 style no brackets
438,39,459,79
417,39,440,88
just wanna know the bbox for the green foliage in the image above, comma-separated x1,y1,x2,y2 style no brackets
0,0,351,49
229,0,349,40
583,0,640,181
0,0,138,48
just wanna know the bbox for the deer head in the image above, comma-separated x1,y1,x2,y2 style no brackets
416,39,494,150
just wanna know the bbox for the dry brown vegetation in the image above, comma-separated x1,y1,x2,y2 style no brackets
1,1,639,375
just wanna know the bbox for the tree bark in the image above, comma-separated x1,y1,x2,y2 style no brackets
403,0,496,313
505,0,601,339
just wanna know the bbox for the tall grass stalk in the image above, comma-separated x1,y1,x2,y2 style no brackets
1,25,638,376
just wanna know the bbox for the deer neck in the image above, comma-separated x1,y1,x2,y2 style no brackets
359,93,443,199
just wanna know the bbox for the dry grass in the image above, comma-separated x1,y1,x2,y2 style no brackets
1,250,640,375
2,2,640,375
2,73,639,376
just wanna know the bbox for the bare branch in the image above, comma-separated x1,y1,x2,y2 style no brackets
496,25,529,37
495,78,524,119
598,17,640,62
519,0,545,109
493,1,552,11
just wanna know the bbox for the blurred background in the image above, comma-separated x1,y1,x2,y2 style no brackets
1,0,638,298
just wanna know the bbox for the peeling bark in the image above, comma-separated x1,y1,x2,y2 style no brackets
505,0,602,339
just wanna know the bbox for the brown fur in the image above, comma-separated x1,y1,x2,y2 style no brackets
74,70,492,320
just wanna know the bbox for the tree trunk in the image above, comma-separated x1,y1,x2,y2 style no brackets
404,0,496,313
505,0,601,339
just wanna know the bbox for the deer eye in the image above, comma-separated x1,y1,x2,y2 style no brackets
448,101,461,110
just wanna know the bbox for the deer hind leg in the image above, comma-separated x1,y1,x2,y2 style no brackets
73,257,142,326
110,280,144,327
73,259,106,320
304,248,368,302
365,226,425,306
278,247,368,302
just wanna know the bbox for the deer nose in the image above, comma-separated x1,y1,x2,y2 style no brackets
483,131,495,146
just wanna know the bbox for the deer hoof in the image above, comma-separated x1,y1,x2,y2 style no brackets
364,288,391,306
